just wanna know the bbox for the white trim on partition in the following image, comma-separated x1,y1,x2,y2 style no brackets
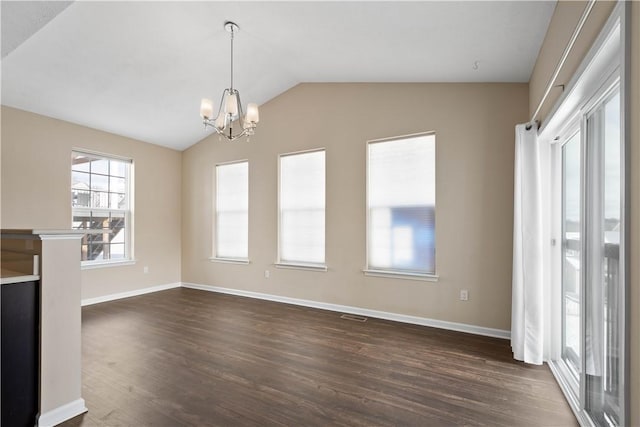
81,282,181,306
181,282,510,340
1,274,40,285
37,234,84,240
37,398,87,427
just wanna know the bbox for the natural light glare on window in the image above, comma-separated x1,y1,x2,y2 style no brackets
367,133,435,275
216,161,249,260
279,150,326,266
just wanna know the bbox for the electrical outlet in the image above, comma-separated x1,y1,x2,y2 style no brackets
460,290,469,301
264,270,270,279
143,266,149,274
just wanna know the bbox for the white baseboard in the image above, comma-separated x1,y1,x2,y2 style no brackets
38,398,87,427
81,282,181,306
181,282,510,340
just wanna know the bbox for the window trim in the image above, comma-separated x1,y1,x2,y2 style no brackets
81,259,137,270
363,269,439,282
274,262,327,272
209,257,250,265
364,131,437,280
276,147,327,269
71,149,134,267
213,159,250,262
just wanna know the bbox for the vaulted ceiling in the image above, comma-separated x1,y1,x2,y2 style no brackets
1,1,556,150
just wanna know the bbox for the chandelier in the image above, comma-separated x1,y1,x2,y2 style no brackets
199,21,259,141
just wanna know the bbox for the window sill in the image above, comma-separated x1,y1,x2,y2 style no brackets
275,262,328,272
209,257,250,265
363,269,439,282
81,259,136,270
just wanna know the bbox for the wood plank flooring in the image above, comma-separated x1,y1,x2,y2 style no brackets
61,288,576,426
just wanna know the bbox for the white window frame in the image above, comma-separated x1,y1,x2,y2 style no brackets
363,131,438,282
276,148,327,272
71,149,134,269
210,159,250,265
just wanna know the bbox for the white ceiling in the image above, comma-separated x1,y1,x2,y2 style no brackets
1,1,556,151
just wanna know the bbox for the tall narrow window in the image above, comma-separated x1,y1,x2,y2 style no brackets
215,161,249,261
584,87,622,426
561,129,582,383
71,151,132,265
367,133,436,276
278,149,325,267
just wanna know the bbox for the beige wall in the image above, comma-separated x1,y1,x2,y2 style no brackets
529,0,616,124
1,107,182,299
182,83,528,331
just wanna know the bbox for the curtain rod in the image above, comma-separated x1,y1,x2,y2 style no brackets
529,0,596,124
525,120,540,131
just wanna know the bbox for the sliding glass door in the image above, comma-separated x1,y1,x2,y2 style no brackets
545,6,627,425
556,82,623,427
584,87,622,427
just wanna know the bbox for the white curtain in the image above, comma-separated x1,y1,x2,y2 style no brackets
511,124,545,365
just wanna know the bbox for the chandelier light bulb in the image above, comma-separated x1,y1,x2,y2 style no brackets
225,92,239,117
200,98,214,119
214,113,226,130
246,103,259,123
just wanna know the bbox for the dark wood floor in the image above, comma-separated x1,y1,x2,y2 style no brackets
61,288,576,426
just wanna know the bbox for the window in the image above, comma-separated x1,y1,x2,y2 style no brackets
214,161,249,261
366,133,436,277
71,151,132,265
584,87,622,426
561,129,582,384
278,149,325,268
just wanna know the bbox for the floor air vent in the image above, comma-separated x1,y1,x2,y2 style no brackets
340,314,368,322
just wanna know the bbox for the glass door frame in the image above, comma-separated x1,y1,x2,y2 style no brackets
557,122,583,399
